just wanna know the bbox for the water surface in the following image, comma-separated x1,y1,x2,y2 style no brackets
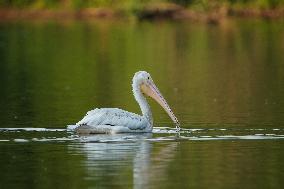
0,19,284,188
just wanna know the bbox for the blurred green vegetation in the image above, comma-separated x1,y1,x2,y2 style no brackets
0,0,284,9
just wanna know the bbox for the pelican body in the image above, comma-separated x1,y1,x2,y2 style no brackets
69,71,180,134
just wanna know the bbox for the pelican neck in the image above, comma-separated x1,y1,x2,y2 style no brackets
132,81,153,125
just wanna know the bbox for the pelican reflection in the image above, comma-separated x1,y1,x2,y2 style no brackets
68,133,179,189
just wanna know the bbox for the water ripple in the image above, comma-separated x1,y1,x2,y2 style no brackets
0,127,283,142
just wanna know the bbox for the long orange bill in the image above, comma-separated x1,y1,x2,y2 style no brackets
141,81,180,131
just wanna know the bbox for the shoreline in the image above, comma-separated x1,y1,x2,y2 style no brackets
1,4,284,23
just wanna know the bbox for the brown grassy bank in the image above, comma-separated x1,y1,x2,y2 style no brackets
0,3,284,23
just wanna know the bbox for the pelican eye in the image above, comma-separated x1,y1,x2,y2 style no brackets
147,76,150,80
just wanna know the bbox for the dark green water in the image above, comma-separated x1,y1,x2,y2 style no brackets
0,19,284,189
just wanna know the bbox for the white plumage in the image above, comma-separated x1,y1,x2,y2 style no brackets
75,108,150,134
68,71,179,134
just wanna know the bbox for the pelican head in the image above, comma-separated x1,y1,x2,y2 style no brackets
133,71,180,129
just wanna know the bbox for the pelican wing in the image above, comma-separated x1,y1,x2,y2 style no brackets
76,108,148,130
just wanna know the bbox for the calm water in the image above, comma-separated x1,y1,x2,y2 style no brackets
0,19,284,189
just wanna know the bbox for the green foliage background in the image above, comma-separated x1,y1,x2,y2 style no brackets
0,0,284,9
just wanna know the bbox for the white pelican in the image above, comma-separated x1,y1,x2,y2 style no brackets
69,71,180,134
